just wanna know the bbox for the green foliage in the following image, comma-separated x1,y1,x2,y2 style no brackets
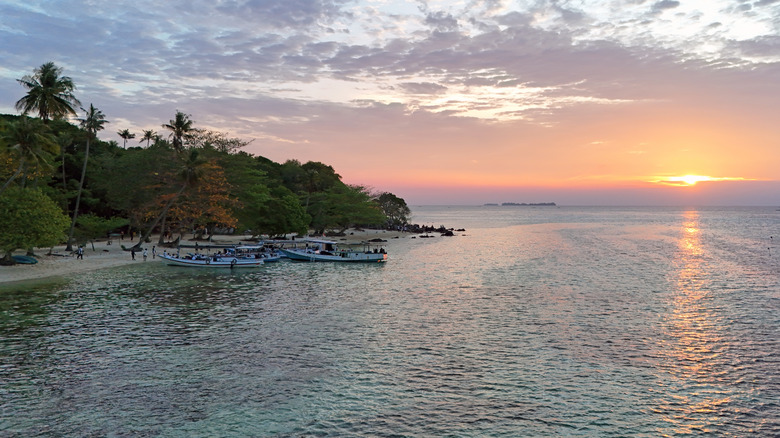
15,62,81,123
0,187,69,258
74,214,129,245
376,192,411,226
162,111,195,152
0,116,59,194
117,128,135,148
242,185,310,237
190,130,251,153
307,184,385,233
67,104,109,250
2,89,411,243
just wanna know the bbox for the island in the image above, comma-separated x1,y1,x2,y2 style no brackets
484,202,557,206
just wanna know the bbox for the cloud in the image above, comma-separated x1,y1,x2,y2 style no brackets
1,0,779,205
398,82,448,95
652,0,681,13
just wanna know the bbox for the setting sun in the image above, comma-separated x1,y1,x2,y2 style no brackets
676,175,712,186
649,175,749,187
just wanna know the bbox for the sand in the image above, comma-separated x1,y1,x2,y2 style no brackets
0,229,407,285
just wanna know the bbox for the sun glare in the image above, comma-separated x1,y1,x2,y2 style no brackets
650,175,749,187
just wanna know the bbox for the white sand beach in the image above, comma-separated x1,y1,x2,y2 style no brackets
0,229,406,285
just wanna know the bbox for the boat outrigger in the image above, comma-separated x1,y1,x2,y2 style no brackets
279,239,387,263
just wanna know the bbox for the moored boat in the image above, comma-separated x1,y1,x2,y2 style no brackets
234,245,284,262
159,252,263,268
12,255,38,264
279,239,387,263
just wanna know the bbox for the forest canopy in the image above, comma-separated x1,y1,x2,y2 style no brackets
0,62,411,262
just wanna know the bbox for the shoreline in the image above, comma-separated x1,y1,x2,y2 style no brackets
0,229,407,285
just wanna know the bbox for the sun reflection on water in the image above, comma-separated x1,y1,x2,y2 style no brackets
655,210,734,435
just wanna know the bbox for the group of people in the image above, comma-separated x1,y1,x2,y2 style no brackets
130,246,157,261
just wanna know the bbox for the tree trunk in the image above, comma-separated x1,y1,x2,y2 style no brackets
0,160,25,196
133,183,187,250
61,149,68,214
157,212,168,245
66,137,90,252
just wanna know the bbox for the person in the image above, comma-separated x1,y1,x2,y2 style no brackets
143,248,148,261
152,246,156,259
131,248,136,260
76,246,84,260
120,231,124,241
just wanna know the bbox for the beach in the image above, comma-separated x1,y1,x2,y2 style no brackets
0,229,405,285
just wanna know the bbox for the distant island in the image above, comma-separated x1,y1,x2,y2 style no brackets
484,202,557,206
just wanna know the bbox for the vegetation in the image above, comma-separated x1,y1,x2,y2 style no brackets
66,104,108,251
15,61,80,123
0,187,70,264
0,62,412,262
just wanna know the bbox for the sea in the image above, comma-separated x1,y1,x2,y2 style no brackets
1,205,778,437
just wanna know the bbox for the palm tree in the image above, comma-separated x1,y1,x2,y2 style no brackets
66,104,108,251
162,111,195,152
134,149,207,249
140,129,156,147
15,62,81,123
0,117,59,195
117,129,135,148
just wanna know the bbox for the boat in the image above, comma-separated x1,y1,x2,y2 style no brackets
12,255,38,264
279,239,387,263
234,245,284,262
158,252,263,268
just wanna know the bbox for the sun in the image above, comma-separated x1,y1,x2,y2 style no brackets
678,175,711,186
651,175,715,186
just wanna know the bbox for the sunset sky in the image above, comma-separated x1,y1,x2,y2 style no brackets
1,0,779,205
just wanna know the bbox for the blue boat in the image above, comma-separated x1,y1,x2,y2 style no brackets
12,255,38,264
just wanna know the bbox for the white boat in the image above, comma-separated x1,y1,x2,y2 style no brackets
234,245,284,262
159,252,263,268
279,239,387,263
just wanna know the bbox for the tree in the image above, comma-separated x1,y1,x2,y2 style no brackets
15,62,81,123
165,161,238,240
0,116,59,195
162,111,195,152
74,214,129,251
307,185,386,234
189,129,252,153
66,104,108,251
139,129,156,147
56,132,73,210
117,129,135,148
243,185,309,238
0,187,69,264
375,192,411,227
134,148,207,248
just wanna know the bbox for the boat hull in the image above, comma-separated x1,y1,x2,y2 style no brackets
159,254,263,268
279,248,387,263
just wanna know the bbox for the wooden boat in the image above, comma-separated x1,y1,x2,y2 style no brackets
234,245,284,262
279,239,387,263
159,252,263,268
12,255,38,264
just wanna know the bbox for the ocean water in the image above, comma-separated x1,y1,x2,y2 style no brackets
1,206,778,437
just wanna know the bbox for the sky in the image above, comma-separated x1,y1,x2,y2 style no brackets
1,0,779,205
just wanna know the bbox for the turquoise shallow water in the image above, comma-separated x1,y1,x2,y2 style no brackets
1,206,778,436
